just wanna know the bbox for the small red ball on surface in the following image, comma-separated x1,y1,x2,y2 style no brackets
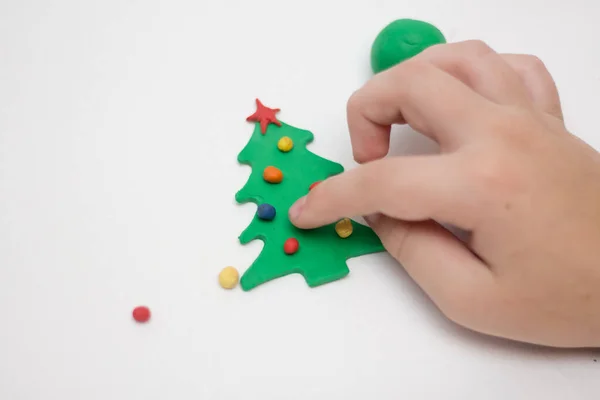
309,181,321,191
283,238,299,255
132,306,151,323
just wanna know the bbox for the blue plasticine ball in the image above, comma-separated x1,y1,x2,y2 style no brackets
256,203,276,220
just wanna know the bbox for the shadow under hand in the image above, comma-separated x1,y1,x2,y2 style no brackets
376,251,600,363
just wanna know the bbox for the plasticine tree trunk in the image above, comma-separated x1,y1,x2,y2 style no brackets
236,99,385,291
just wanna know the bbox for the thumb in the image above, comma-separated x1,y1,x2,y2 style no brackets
288,155,471,230
365,213,496,332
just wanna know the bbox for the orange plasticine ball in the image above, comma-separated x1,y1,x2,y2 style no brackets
263,166,283,183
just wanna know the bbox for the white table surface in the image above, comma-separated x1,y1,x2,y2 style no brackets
1,1,599,399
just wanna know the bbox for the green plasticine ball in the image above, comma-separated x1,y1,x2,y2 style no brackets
370,19,446,74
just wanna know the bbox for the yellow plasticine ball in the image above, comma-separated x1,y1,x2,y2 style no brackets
277,136,294,152
335,218,353,239
219,266,239,289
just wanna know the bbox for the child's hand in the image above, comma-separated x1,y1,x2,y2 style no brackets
289,40,600,348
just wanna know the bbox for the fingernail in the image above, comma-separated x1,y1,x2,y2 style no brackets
289,196,307,221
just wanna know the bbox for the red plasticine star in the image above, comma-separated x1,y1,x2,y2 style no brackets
246,99,282,134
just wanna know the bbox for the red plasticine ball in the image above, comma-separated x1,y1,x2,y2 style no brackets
132,306,151,323
283,238,299,255
309,181,321,191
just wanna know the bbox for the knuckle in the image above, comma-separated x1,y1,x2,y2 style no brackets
490,108,540,145
418,43,446,58
393,58,430,79
473,155,510,191
467,148,529,201
389,59,432,106
463,39,494,56
520,55,548,74
346,90,362,116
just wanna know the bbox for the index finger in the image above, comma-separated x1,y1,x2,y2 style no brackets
347,59,498,163
289,154,476,231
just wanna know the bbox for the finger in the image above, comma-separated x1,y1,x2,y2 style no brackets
289,154,476,231
364,214,497,330
501,54,564,120
417,40,531,107
347,58,498,163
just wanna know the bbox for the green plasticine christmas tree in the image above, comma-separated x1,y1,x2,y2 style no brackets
235,99,385,291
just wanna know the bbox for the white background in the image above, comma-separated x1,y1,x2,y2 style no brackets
1,0,599,399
